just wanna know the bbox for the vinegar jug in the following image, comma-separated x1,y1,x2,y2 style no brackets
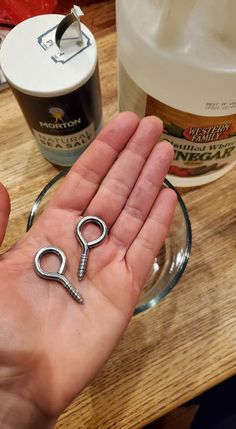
116,0,236,187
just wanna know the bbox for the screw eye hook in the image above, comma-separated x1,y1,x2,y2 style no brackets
34,246,84,304
76,216,107,281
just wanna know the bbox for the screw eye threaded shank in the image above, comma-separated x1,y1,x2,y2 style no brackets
61,277,84,304
65,281,84,304
78,253,88,280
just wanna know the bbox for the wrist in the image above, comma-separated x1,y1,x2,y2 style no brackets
0,389,56,429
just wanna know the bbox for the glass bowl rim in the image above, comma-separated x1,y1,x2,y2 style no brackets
26,169,192,315
134,178,192,315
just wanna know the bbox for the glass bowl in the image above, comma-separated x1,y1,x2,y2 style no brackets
27,170,191,315
134,178,191,314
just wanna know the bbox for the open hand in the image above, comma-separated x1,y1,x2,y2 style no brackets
0,113,176,428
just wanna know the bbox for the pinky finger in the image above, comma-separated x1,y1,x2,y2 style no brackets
126,188,177,289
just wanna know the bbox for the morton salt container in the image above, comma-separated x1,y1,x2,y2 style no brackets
0,8,102,166
116,0,236,187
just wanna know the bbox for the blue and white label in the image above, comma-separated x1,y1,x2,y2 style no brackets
33,122,95,166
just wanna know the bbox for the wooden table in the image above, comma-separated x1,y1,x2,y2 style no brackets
0,2,236,428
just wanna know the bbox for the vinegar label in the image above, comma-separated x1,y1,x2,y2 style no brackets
119,62,236,181
146,96,236,178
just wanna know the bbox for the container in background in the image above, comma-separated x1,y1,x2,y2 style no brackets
116,0,236,187
0,12,102,166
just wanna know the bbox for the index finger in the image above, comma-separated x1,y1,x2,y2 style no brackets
50,112,140,214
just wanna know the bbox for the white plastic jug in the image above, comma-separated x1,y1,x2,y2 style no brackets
116,0,236,187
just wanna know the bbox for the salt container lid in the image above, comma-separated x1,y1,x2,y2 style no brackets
0,14,97,97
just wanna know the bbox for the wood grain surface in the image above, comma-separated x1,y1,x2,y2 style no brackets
0,2,236,428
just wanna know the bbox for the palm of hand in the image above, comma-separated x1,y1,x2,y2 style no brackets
0,113,176,419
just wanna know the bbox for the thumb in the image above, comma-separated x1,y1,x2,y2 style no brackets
0,183,10,247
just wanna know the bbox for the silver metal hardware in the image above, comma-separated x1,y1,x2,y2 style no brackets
34,246,84,304
76,216,107,281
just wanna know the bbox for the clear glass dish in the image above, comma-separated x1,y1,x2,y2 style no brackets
27,170,191,315
135,179,191,314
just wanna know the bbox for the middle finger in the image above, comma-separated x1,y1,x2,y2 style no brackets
84,116,163,226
